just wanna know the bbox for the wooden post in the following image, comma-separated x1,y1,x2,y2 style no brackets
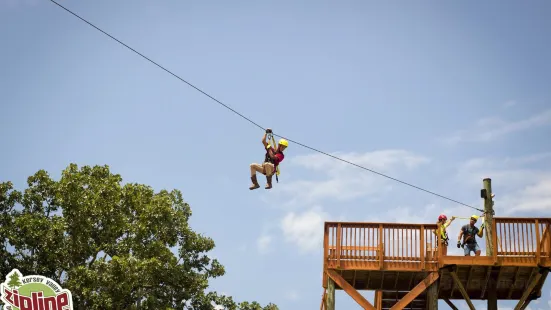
326,277,335,310
374,290,382,310
483,178,495,256
426,276,438,310
483,178,497,310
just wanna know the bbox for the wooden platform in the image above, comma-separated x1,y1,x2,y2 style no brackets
332,264,548,297
321,217,551,309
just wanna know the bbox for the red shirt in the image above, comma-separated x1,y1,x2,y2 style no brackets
266,146,284,166
274,152,284,165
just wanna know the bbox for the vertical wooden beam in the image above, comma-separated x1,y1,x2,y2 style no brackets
326,277,335,310
374,291,382,310
426,273,438,310
483,178,497,310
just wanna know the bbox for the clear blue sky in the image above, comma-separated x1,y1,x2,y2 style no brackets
2,1,551,309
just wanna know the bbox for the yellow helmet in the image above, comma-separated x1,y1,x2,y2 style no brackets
279,139,288,147
471,215,479,221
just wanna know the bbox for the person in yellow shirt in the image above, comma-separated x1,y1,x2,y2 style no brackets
434,214,456,256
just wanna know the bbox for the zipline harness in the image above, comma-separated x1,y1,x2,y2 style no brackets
265,131,280,183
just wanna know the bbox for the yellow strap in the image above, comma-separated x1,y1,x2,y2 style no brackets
453,216,485,220
270,135,280,175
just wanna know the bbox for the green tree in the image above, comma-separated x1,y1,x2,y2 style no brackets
1,164,278,310
7,270,22,289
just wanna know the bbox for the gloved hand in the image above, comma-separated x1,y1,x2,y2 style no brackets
457,241,461,248
266,128,272,133
481,223,485,229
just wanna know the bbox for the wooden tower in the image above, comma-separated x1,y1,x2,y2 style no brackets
320,179,551,309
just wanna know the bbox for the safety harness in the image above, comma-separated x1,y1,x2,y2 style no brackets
264,132,281,183
461,225,478,247
436,225,449,246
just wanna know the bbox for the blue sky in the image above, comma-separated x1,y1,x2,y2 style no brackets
1,1,551,309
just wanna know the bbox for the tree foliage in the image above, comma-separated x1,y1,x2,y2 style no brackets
0,164,278,310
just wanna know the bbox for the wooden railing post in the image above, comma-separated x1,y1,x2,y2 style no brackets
420,225,425,270
323,223,329,288
535,219,541,264
437,222,442,265
378,224,383,270
336,223,342,269
492,218,498,265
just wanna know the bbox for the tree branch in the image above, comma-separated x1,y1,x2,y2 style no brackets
89,251,100,268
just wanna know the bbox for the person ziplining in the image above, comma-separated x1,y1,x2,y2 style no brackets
249,128,288,190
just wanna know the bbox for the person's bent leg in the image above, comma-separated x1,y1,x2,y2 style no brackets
249,163,263,190
263,163,274,189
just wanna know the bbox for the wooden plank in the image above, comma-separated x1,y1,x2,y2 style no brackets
326,270,376,310
389,272,439,310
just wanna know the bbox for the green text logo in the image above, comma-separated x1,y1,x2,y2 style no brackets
0,269,73,310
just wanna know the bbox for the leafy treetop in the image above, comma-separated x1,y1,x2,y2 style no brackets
0,164,278,310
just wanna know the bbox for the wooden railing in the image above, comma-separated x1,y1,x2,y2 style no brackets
494,217,551,265
324,222,440,271
324,218,551,271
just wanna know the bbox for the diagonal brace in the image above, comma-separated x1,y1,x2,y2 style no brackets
326,270,376,310
514,267,549,310
390,272,439,310
449,274,475,309
443,298,459,310
448,266,476,310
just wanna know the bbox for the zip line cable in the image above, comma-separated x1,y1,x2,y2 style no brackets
48,0,485,213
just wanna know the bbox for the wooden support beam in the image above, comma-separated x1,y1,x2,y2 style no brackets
480,266,492,299
320,290,326,310
486,266,501,310
514,268,544,310
507,266,522,299
374,291,382,310
426,274,438,310
443,299,458,310
449,267,475,310
390,272,439,310
326,277,335,310
326,270,375,310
